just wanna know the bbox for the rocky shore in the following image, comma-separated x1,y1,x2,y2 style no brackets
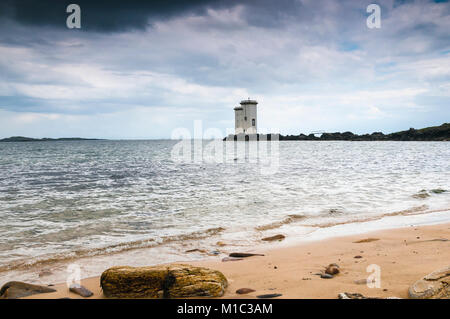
225,123,450,141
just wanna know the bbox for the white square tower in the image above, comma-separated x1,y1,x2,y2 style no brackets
234,99,257,134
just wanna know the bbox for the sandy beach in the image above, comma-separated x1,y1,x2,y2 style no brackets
23,221,450,299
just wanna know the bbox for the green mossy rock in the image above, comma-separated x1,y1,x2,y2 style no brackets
167,264,228,298
100,264,227,298
101,265,168,298
412,190,430,199
430,189,446,194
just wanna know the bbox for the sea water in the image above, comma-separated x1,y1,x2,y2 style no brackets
0,140,449,285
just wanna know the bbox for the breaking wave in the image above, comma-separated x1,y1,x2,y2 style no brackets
255,214,306,231
0,227,225,273
254,205,448,231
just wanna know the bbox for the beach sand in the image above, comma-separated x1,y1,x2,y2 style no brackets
24,222,450,299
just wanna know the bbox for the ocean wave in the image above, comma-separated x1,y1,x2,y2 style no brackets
0,226,225,273
255,214,306,231
254,205,449,231
307,205,436,228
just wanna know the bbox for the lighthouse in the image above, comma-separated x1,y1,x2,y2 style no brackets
234,98,257,134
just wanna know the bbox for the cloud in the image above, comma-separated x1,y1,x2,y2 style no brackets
0,0,449,138
0,0,231,32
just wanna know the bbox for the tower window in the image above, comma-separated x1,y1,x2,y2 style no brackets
252,119,255,126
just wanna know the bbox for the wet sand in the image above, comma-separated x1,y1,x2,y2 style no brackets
24,222,450,299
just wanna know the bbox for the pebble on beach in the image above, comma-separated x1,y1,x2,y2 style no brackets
353,238,380,243
229,253,265,258
38,269,53,277
261,234,285,242
256,293,282,299
69,283,94,298
354,278,375,285
325,263,340,275
236,288,255,294
222,257,243,262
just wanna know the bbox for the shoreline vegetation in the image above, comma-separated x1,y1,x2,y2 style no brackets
4,221,449,299
1,123,449,143
225,122,450,141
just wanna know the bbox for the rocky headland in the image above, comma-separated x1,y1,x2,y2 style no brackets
225,123,450,141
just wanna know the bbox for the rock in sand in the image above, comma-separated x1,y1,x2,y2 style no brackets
236,288,255,294
339,292,400,299
0,281,56,299
100,264,228,298
257,293,282,298
354,279,375,285
353,238,379,243
69,283,93,297
408,265,450,299
338,292,372,299
229,253,265,258
222,257,243,262
261,234,285,242
325,263,340,275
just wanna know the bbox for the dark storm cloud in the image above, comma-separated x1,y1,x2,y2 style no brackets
0,0,321,32
0,0,235,32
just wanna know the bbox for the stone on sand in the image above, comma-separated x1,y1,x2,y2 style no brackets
261,234,285,242
353,238,379,243
325,263,340,275
229,253,265,258
69,283,93,297
339,292,401,299
354,278,375,285
408,265,450,299
0,281,56,299
236,288,255,294
222,257,243,262
100,264,228,298
257,293,282,298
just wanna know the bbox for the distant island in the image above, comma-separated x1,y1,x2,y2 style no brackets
226,123,450,141
0,137,102,142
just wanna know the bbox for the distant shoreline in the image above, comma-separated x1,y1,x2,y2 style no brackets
0,137,103,142
225,122,450,141
2,123,449,142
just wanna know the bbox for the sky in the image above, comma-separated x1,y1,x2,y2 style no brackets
0,0,449,139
